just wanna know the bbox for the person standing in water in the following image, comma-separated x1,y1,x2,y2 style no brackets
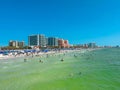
24,58,27,62
61,58,64,62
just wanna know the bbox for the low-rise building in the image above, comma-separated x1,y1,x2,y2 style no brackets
58,39,70,48
9,40,24,48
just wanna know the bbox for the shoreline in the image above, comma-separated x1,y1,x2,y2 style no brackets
0,48,98,60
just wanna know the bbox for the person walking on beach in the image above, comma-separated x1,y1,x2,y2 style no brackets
32,53,34,58
46,54,49,58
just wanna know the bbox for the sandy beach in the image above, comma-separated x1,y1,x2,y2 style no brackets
0,48,96,60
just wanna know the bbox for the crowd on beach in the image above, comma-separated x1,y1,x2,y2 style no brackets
0,48,97,60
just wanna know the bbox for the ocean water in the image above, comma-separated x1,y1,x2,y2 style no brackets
0,48,120,90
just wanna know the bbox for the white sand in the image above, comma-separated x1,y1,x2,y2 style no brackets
0,48,97,60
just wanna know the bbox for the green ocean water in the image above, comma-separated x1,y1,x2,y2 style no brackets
0,48,120,90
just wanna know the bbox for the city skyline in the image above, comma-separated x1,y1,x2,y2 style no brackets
0,0,120,46
27,34,70,48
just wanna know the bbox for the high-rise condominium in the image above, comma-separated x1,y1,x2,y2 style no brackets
28,34,46,47
48,37,58,47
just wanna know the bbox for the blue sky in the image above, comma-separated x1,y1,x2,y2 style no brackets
0,0,120,46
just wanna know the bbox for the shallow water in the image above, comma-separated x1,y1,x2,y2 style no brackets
0,48,120,90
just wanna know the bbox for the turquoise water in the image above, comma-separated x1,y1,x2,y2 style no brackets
0,48,120,90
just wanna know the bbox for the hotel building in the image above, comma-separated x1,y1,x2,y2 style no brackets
48,37,58,47
28,34,46,47
58,39,70,48
88,43,96,48
9,40,24,48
